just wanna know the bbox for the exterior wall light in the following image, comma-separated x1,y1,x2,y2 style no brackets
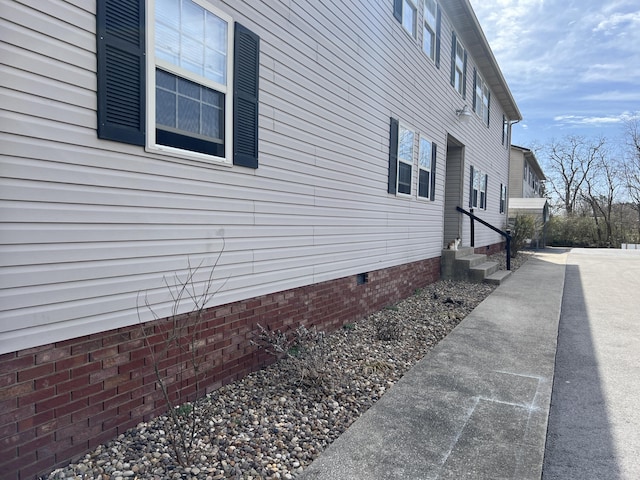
456,104,472,123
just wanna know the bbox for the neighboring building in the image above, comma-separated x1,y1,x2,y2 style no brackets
0,0,521,476
508,145,549,247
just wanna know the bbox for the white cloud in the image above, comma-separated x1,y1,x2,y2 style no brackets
552,111,640,126
593,11,640,33
582,91,640,102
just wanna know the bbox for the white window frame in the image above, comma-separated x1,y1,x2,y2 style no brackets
422,0,437,60
453,37,465,95
146,0,235,165
417,136,432,200
475,71,490,125
500,184,507,214
401,0,418,39
397,123,415,195
472,168,487,210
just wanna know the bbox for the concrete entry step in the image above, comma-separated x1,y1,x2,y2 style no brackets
484,269,512,285
469,261,499,283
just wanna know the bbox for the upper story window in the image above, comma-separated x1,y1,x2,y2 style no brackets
423,0,437,60
96,0,260,168
474,70,490,126
393,0,418,39
502,115,508,146
450,33,467,97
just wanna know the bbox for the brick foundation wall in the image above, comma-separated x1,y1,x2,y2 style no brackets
0,256,440,479
474,240,506,256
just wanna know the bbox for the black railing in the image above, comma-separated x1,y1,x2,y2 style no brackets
456,206,512,270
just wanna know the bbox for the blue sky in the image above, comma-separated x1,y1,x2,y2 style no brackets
469,0,640,149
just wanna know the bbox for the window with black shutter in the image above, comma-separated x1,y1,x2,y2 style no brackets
96,0,259,168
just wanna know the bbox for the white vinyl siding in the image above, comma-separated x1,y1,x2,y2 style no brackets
1,0,512,353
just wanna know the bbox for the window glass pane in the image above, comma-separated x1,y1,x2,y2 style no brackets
155,0,227,85
156,89,176,127
424,0,437,26
178,77,200,99
402,0,416,37
398,127,414,162
156,69,224,143
419,138,431,170
398,163,412,194
423,25,434,58
178,96,200,134
419,169,430,198
205,14,228,83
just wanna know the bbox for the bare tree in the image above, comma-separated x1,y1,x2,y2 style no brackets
542,136,606,215
581,149,621,246
623,119,640,240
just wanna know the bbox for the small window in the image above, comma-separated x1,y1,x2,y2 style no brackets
474,71,490,126
451,34,466,96
418,137,432,199
402,0,418,38
470,167,487,210
397,124,415,195
502,115,508,146
500,184,507,213
423,0,437,60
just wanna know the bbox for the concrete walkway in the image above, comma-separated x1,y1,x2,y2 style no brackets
543,249,640,480
300,250,568,480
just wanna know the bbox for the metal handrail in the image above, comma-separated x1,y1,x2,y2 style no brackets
456,206,512,270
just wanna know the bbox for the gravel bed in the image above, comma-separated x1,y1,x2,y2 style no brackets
44,251,532,480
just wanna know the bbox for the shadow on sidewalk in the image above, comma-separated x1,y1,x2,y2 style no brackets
542,263,621,479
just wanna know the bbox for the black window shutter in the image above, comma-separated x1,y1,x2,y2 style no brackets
96,0,146,146
472,68,477,112
462,51,468,99
393,0,402,22
233,23,260,169
486,91,491,126
484,174,489,208
435,8,442,68
388,117,399,194
450,32,457,87
469,165,474,207
430,143,437,201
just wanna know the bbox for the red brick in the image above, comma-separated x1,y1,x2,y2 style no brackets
16,363,54,383
19,455,55,480
18,432,54,456
35,348,70,365
102,331,131,348
55,353,87,371
0,381,34,401
102,353,130,369
118,338,144,353
70,339,102,355
1,404,34,424
88,387,116,406
71,402,103,424
17,409,54,432
70,381,102,401
54,397,88,418
34,370,70,391
35,392,70,414
89,366,117,384
89,346,118,362
0,427,35,449
103,373,129,390
70,361,101,378
88,428,117,450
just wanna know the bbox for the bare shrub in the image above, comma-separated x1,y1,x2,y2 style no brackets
252,324,331,387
